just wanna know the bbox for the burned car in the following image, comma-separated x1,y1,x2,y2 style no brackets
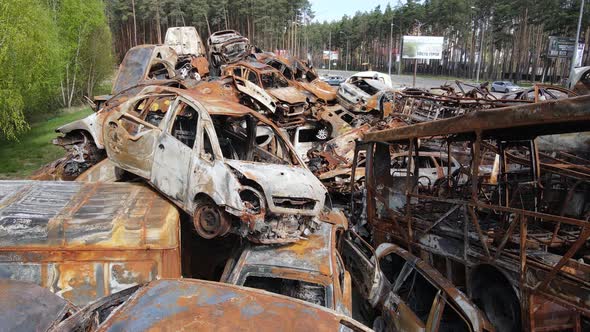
102,85,326,243
92,41,207,110
568,65,590,95
207,29,250,70
340,231,494,331
220,212,353,315
55,279,372,332
337,71,395,115
255,52,338,103
0,180,182,306
223,61,312,128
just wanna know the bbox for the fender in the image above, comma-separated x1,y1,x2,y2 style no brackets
55,112,104,149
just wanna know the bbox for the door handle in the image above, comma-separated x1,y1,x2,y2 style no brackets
158,144,165,150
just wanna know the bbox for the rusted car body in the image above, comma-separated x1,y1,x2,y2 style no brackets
353,95,590,331
56,279,372,332
255,52,337,103
0,180,181,306
164,26,206,57
341,231,494,331
569,66,590,95
220,211,353,315
207,29,250,68
223,61,312,128
94,44,204,108
102,85,326,243
0,279,77,331
337,78,395,114
50,41,211,179
502,84,578,102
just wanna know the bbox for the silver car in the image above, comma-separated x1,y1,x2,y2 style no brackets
103,85,327,244
490,81,521,93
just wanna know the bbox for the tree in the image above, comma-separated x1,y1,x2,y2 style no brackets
0,0,62,139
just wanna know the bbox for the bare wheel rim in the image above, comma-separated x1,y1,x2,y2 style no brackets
194,204,227,239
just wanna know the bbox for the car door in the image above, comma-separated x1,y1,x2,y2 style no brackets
385,263,434,332
150,97,199,204
186,117,242,212
339,231,386,307
104,95,174,179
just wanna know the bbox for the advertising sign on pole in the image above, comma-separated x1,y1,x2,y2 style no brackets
547,36,576,58
323,50,339,61
402,36,444,60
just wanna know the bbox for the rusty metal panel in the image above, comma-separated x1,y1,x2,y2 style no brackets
0,180,181,306
94,279,372,332
0,279,75,331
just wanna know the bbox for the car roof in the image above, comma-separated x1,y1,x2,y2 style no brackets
96,279,371,332
352,71,385,78
0,181,179,249
239,222,333,276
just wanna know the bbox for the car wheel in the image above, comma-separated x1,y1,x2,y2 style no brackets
491,87,496,92
504,88,508,93
193,200,231,239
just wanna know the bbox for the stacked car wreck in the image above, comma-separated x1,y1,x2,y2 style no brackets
1,26,589,331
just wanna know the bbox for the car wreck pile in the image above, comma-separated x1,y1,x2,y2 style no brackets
2,27,589,331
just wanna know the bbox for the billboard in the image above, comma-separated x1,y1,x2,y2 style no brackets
322,50,339,60
402,36,444,60
547,36,576,58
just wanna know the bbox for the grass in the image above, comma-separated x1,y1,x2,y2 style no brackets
0,107,93,179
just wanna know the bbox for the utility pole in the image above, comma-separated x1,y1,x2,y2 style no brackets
388,22,394,76
328,30,332,73
568,0,585,88
398,23,403,76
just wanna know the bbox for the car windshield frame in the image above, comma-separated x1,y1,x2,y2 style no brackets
260,71,290,89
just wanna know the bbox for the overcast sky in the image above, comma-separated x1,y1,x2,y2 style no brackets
309,0,401,22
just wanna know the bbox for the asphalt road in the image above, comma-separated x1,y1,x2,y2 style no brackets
317,69,508,98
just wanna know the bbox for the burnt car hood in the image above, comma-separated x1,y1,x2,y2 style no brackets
225,160,326,216
299,81,337,101
267,86,308,104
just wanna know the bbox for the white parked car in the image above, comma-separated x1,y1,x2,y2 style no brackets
490,81,521,93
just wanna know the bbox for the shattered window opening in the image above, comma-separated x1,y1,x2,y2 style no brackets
211,115,296,165
438,299,471,332
243,275,327,308
247,70,259,85
398,269,438,324
379,252,406,285
202,129,215,161
171,102,199,148
260,71,289,89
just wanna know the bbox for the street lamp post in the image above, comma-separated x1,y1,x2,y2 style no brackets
346,38,350,71
388,22,394,76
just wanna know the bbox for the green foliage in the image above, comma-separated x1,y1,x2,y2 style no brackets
0,107,93,179
0,0,62,139
0,0,113,140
